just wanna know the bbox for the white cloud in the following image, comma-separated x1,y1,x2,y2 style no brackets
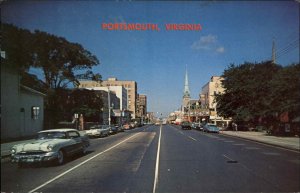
216,46,225,53
191,34,225,54
191,34,217,50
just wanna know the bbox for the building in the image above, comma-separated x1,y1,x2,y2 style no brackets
94,89,120,125
201,76,224,109
85,86,127,111
1,62,45,141
200,76,230,126
136,94,147,119
79,77,137,118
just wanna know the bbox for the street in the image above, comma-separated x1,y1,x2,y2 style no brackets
1,124,300,192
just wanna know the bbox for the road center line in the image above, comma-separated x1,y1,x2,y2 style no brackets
188,136,197,141
223,154,235,161
28,132,141,193
153,124,162,193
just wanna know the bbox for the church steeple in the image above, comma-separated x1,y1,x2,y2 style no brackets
182,65,191,114
183,65,190,98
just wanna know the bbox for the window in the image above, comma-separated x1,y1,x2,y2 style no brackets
31,106,40,120
68,131,80,138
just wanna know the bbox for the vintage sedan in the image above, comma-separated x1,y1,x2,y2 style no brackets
203,124,220,133
85,125,110,138
181,121,191,130
11,128,90,166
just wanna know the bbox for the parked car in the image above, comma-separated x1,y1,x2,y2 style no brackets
181,121,191,130
116,124,125,132
203,124,220,133
109,125,119,134
11,128,90,166
85,125,110,138
130,122,136,129
191,122,201,130
122,123,131,130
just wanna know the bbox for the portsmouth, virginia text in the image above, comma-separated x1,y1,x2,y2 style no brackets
101,23,202,31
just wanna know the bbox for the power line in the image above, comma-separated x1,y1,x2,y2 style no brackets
275,37,299,60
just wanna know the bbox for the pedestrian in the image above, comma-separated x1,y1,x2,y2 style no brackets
233,122,237,131
79,114,84,130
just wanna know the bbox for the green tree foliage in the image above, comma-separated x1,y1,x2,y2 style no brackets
53,88,103,123
217,61,299,126
268,64,300,120
2,23,103,128
32,30,100,89
1,23,33,70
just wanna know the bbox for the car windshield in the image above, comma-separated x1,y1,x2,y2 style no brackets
37,132,67,140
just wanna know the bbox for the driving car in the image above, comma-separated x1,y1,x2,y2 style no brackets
11,128,90,166
181,121,191,130
203,124,220,133
85,125,110,138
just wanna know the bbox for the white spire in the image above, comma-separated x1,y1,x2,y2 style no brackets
183,64,190,98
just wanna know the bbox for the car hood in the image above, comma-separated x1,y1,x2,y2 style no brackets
13,139,69,153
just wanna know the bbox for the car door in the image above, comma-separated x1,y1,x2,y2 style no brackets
66,131,83,155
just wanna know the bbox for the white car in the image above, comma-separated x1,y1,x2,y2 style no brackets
85,125,110,137
11,128,90,166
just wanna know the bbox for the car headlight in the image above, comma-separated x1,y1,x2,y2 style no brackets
11,148,16,155
47,144,54,151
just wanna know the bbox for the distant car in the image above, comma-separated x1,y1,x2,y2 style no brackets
11,128,90,166
85,125,110,138
203,124,220,133
116,124,125,132
181,121,191,130
130,122,136,128
191,122,201,130
123,123,131,130
109,125,119,134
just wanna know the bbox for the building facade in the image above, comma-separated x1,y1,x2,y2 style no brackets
136,94,147,119
79,77,137,118
200,76,230,126
1,63,45,141
94,89,120,125
201,76,224,109
86,86,127,111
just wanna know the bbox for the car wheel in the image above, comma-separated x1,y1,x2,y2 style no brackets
57,150,65,165
82,145,87,155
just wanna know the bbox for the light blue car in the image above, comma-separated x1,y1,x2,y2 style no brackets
203,124,220,133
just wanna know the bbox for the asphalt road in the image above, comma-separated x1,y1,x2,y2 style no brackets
1,124,299,192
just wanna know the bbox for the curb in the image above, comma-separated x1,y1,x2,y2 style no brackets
220,132,300,153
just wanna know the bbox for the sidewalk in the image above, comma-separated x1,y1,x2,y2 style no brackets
220,130,300,152
1,131,87,159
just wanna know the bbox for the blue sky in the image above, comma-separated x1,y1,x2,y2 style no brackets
2,1,299,117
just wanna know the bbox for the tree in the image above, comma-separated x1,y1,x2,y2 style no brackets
32,30,100,89
2,23,102,128
268,63,300,120
1,23,33,70
216,61,282,123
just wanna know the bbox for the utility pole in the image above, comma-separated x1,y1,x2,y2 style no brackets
108,87,111,126
272,39,276,63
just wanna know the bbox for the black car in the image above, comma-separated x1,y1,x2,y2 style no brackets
181,121,191,130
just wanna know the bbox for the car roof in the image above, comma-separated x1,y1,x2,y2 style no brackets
38,128,78,133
